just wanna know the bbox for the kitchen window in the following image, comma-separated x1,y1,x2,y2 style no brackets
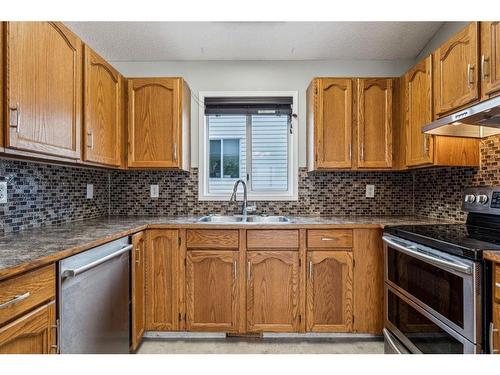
199,92,298,201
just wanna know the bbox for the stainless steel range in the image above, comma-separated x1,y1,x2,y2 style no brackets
383,186,500,354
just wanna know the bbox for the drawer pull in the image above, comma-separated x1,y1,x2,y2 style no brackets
496,282,500,288
0,292,30,309
321,237,335,241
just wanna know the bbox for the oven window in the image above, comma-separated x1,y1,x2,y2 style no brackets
387,246,464,328
387,289,464,354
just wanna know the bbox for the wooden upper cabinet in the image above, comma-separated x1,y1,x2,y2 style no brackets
0,23,4,150
186,251,239,332
131,231,145,351
127,77,190,170
307,78,353,170
83,45,122,167
433,22,479,116
5,22,82,159
405,56,434,167
246,251,300,332
480,21,500,99
0,302,56,354
145,229,180,331
306,251,353,332
357,78,393,168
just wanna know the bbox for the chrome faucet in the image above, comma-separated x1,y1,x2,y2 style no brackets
230,179,256,217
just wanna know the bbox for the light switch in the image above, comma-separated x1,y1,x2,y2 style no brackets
150,184,159,198
86,184,94,199
0,181,7,204
366,184,375,198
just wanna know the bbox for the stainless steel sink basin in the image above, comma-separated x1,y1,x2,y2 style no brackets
198,215,290,223
198,215,245,223
245,215,290,223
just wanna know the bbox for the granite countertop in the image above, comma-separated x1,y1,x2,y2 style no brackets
0,215,454,280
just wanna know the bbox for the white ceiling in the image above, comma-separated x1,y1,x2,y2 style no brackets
65,22,444,62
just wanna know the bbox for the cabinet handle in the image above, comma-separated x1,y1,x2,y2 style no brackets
233,260,237,281
87,132,94,150
173,143,178,161
247,261,251,281
9,103,20,132
51,319,60,354
467,63,475,87
135,246,141,265
496,282,500,289
348,144,352,161
360,143,365,161
0,292,30,309
481,55,490,80
423,134,429,155
309,261,313,281
490,322,499,354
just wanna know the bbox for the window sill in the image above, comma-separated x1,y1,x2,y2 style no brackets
198,194,298,202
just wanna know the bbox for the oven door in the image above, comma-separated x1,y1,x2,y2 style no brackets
385,286,479,354
383,235,481,344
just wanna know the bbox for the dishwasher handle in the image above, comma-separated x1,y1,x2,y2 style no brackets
61,244,133,278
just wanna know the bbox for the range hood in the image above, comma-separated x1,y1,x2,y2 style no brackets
423,95,500,138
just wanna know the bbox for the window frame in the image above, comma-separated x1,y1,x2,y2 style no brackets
198,91,298,201
208,137,242,180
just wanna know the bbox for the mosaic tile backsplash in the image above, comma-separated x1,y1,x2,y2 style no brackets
0,159,109,233
1,133,499,233
108,168,414,216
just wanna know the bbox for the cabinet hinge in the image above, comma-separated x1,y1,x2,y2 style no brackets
178,313,182,321
299,314,302,323
184,313,187,321
184,258,187,266
353,259,355,268
178,237,182,246
299,259,301,267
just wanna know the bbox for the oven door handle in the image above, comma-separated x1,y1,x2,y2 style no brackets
382,236,473,275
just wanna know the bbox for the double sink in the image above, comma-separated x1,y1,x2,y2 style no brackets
198,215,290,223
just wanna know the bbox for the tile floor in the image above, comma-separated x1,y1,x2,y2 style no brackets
137,338,384,354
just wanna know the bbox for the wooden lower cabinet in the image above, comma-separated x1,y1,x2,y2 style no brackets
492,303,500,354
246,251,300,332
145,229,180,331
186,251,239,332
352,229,384,334
306,251,353,332
0,301,56,354
131,231,146,350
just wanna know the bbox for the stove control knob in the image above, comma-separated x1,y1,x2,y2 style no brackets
477,194,489,205
464,194,476,204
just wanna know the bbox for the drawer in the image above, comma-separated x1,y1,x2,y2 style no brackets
307,229,353,249
187,229,239,249
495,264,500,302
247,230,299,250
0,264,56,326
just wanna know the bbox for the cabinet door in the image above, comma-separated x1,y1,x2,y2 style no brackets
493,303,500,354
131,231,145,350
480,22,500,99
128,78,181,168
0,301,56,354
186,251,239,332
145,229,180,331
405,56,434,167
247,251,300,332
6,22,82,159
434,22,479,115
306,251,353,332
316,78,353,169
357,78,393,168
83,45,122,167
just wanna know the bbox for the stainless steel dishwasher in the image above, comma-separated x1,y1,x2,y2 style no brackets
59,237,132,354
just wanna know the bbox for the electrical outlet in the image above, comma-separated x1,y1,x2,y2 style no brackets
366,184,375,198
0,181,7,204
150,184,159,198
86,184,94,199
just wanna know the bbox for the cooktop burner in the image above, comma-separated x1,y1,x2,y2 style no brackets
384,223,500,260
